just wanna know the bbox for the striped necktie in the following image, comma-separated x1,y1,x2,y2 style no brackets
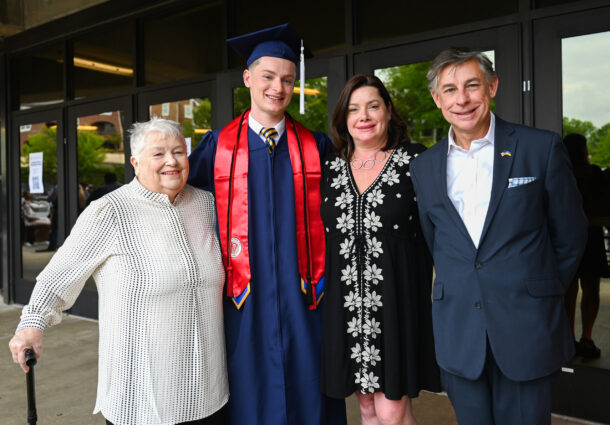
260,127,278,154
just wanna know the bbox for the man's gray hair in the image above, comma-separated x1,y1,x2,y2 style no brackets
129,116,185,159
427,47,496,93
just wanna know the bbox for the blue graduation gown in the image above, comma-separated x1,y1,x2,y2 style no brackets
188,125,347,425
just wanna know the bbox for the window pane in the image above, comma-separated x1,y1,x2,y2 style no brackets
287,77,328,133
233,76,328,133
71,110,126,302
375,52,495,146
73,24,133,99
357,1,517,44
76,111,127,214
233,86,250,118
144,3,223,84
20,121,60,279
562,31,610,169
149,98,212,153
16,44,64,110
561,31,610,371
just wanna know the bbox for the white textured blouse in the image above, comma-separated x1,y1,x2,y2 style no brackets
17,178,228,425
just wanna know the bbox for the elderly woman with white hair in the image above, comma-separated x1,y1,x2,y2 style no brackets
9,117,228,425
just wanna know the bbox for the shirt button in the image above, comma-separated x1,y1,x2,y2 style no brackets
474,301,482,309
475,262,482,269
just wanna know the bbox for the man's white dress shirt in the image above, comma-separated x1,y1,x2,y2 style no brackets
249,115,284,146
446,113,495,248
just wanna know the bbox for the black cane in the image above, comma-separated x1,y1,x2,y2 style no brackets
25,349,38,425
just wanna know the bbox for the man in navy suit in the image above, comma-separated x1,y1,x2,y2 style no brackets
410,47,587,425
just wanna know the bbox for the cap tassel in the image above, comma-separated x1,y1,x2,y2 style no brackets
299,40,305,115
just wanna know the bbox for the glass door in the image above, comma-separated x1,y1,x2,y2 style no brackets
11,109,65,304
534,6,610,423
65,97,133,319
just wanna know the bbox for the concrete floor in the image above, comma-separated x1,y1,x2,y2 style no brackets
0,299,600,425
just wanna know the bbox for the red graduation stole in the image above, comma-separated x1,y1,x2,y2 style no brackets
215,110,325,309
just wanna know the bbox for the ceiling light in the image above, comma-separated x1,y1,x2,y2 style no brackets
73,57,133,76
293,87,321,95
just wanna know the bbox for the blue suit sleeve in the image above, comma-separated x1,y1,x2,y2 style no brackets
410,157,435,254
544,133,588,287
313,131,333,159
188,130,219,192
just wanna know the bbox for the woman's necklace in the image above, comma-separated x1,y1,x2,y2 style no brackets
350,150,387,170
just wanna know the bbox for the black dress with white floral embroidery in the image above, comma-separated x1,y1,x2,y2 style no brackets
320,144,441,400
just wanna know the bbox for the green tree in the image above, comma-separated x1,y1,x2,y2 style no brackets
563,117,610,168
378,63,499,147
563,117,598,143
589,123,610,168
378,63,446,146
286,77,328,133
77,131,109,185
232,77,329,133
377,63,449,147
183,98,213,150
21,126,123,189
103,132,123,151
233,87,251,118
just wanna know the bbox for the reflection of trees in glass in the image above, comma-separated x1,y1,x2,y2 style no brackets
287,77,328,133
182,98,212,149
78,131,119,185
103,132,122,150
21,126,58,188
564,117,610,168
232,76,329,134
20,126,125,189
377,63,447,147
233,87,250,119
377,63,497,147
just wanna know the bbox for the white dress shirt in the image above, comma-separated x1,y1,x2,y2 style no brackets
249,114,285,146
18,178,228,425
446,113,496,248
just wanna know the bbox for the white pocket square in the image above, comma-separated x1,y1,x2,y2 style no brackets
507,177,536,188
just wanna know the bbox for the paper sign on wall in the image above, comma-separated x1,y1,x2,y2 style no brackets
29,152,44,194
186,137,192,156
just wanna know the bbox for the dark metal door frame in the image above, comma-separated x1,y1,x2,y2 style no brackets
533,6,610,423
64,96,133,319
533,5,610,133
10,108,64,305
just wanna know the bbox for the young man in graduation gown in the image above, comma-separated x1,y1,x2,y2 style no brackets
188,24,347,425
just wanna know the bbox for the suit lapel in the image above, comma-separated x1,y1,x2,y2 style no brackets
438,139,473,245
479,117,517,246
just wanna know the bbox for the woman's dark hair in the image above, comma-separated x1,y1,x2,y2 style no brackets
331,74,409,160
563,133,589,167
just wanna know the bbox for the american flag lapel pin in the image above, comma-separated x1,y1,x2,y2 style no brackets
501,150,512,157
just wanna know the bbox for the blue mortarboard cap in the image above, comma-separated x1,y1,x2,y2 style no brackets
227,23,313,67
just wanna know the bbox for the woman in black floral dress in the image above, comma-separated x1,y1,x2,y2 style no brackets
320,74,440,425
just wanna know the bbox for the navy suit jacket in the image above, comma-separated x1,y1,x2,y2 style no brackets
410,116,587,382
